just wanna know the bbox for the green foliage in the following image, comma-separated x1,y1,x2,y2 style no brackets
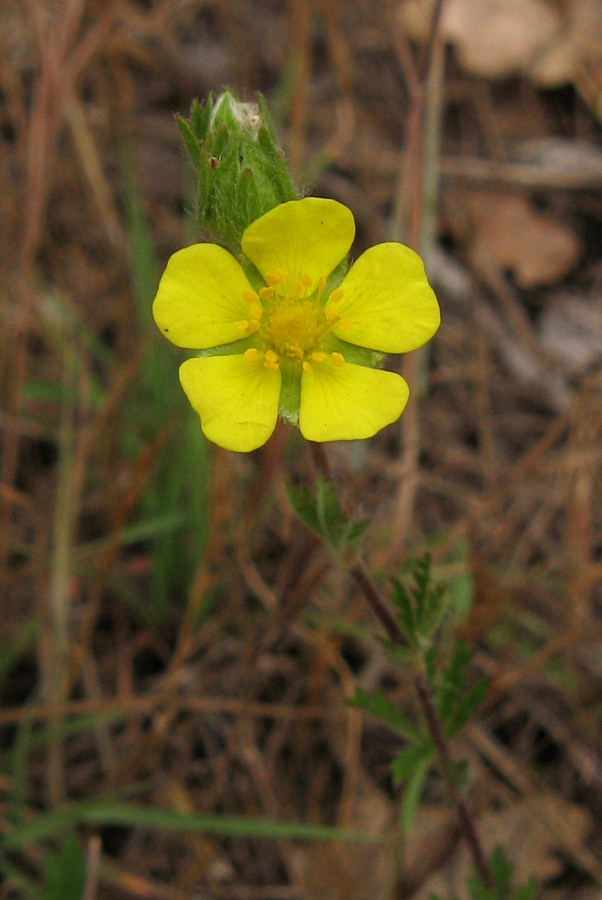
390,554,447,651
119,148,210,624
4,799,386,850
40,834,86,900
286,476,368,556
426,640,490,740
429,846,539,900
350,557,489,833
178,90,298,251
349,688,420,741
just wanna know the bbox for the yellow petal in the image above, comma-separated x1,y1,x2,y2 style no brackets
153,244,253,349
179,355,281,452
241,198,355,291
329,243,440,353
299,362,409,442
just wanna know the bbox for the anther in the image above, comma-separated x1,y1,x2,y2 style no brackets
300,273,312,287
244,348,258,362
243,289,259,303
337,318,353,331
329,287,344,303
235,320,249,331
249,303,263,320
318,276,327,293
264,349,279,369
293,280,306,297
302,361,313,375
260,287,274,300
265,272,281,287
311,351,326,363
331,352,345,367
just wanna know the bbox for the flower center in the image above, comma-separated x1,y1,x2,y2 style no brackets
238,270,352,374
263,300,321,358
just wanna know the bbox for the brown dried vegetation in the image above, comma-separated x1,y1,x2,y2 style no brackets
1,0,602,898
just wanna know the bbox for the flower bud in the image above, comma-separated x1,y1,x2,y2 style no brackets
177,90,298,251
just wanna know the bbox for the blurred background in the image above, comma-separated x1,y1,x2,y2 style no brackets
1,0,602,897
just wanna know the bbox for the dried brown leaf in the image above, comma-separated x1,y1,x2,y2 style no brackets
463,189,581,288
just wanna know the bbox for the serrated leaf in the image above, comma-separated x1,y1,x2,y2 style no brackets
286,483,322,535
437,639,471,726
445,678,490,738
286,477,369,555
349,688,420,741
390,577,417,642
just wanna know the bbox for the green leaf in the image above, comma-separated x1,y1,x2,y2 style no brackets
399,755,432,834
390,555,448,648
390,577,417,644
392,743,434,784
40,834,85,900
515,878,539,900
445,678,490,738
349,688,421,741
5,800,387,850
286,477,369,556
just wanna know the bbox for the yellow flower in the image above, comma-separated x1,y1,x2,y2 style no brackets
153,198,440,452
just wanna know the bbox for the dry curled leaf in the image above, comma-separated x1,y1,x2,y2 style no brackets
462,189,581,288
397,0,602,84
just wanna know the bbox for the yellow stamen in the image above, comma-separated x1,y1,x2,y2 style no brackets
247,321,260,335
244,348,258,362
300,273,312,287
264,350,279,364
243,289,259,303
260,286,274,299
311,351,326,362
265,272,281,287
293,279,306,297
337,318,353,331
302,361,313,375
331,352,345,367
325,309,340,325
329,287,344,303
249,303,263,320
235,320,249,331
318,276,327,293
288,345,304,359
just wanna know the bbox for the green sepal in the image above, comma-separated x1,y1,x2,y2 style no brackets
177,90,299,251
190,96,212,140
176,116,202,171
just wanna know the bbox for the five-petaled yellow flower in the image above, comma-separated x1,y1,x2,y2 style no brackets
153,198,440,452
